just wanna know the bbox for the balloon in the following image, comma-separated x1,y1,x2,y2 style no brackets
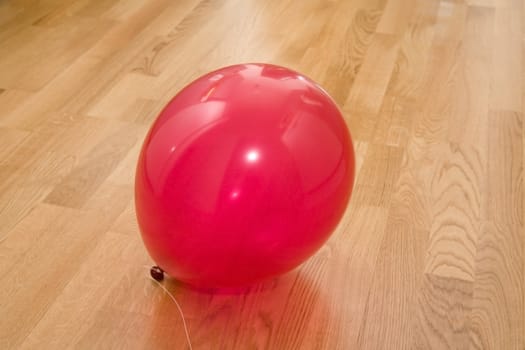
135,63,355,288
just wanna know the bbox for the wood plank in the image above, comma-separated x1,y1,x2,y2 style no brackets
0,202,127,349
2,0,175,129
0,16,115,91
415,274,474,349
0,118,135,239
352,143,404,207
43,122,142,208
344,33,400,118
469,222,524,349
423,143,484,282
490,8,522,111
469,110,524,348
356,171,430,349
0,127,29,164
19,231,149,350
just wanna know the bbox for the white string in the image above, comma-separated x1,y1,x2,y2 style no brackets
148,275,193,350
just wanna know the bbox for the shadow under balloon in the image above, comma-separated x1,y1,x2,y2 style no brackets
146,268,332,349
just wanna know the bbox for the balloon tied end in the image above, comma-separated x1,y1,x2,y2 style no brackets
150,266,164,281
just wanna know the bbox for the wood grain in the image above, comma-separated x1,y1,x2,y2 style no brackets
0,0,523,349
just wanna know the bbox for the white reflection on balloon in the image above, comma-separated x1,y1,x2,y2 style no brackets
245,149,260,163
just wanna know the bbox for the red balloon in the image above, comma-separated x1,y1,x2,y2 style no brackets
135,63,355,288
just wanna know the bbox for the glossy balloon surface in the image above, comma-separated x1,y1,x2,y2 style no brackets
135,63,355,288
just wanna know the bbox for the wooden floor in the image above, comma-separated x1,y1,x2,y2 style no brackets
0,0,523,349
